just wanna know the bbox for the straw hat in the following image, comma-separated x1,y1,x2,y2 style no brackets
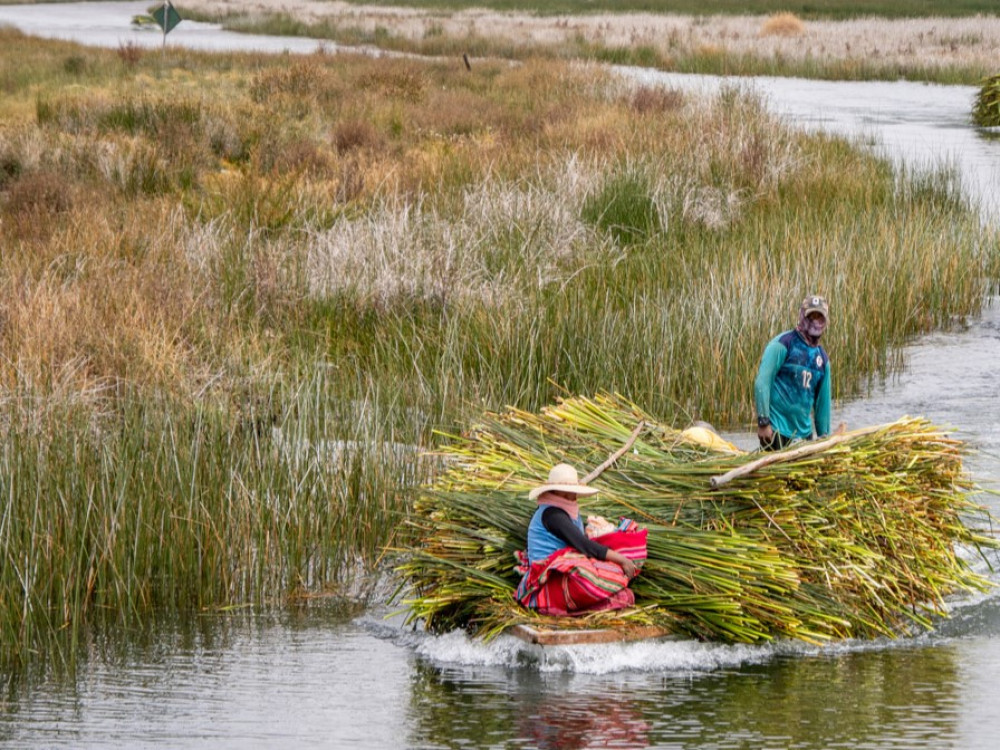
527,463,599,500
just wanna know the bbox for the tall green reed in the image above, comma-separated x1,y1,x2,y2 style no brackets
317,141,998,426
0,374,432,669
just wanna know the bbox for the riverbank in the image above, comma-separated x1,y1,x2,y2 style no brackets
183,1,1000,84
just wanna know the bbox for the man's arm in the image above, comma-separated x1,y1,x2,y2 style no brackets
754,338,786,421
814,360,832,437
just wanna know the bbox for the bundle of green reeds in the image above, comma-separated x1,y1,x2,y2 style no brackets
396,393,997,644
972,74,1000,127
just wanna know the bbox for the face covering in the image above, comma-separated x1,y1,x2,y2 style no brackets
797,310,827,345
535,492,580,518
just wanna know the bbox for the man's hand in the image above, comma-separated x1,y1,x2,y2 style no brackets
757,424,775,442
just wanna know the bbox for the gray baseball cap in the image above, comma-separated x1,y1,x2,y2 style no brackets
801,295,829,318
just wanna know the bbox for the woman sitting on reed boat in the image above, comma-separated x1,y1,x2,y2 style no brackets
515,463,646,616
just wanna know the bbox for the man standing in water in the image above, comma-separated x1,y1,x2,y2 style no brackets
754,295,832,450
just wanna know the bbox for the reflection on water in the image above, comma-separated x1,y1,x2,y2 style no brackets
0,606,414,749
693,648,962,750
520,699,651,749
406,641,968,750
409,663,653,749
3,607,993,749
5,558,973,745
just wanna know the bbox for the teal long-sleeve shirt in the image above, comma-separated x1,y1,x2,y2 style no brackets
754,330,831,441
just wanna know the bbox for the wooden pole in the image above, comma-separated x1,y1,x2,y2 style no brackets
581,420,645,484
709,423,883,489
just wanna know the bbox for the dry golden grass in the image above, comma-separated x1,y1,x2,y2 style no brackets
0,200,208,394
0,38,994,418
192,2,1000,83
0,51,633,399
760,12,806,38
630,85,685,115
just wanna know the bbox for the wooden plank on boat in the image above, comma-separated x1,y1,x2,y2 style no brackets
509,623,672,646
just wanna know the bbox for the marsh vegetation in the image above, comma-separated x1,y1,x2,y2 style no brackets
0,29,997,667
184,0,1000,84
329,1,1000,16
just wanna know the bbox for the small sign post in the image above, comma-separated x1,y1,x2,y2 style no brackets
151,1,182,49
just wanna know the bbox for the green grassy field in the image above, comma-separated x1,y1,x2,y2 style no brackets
0,30,996,668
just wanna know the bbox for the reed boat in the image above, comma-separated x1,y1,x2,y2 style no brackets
398,395,998,645
508,623,674,646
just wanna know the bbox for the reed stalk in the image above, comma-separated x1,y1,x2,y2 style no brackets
0,375,432,668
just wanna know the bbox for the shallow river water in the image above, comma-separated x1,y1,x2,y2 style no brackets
2,4,1000,749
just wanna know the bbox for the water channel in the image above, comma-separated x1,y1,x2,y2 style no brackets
1,4,999,748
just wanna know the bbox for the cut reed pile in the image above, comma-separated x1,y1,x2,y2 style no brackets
397,394,997,643
973,74,1000,127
